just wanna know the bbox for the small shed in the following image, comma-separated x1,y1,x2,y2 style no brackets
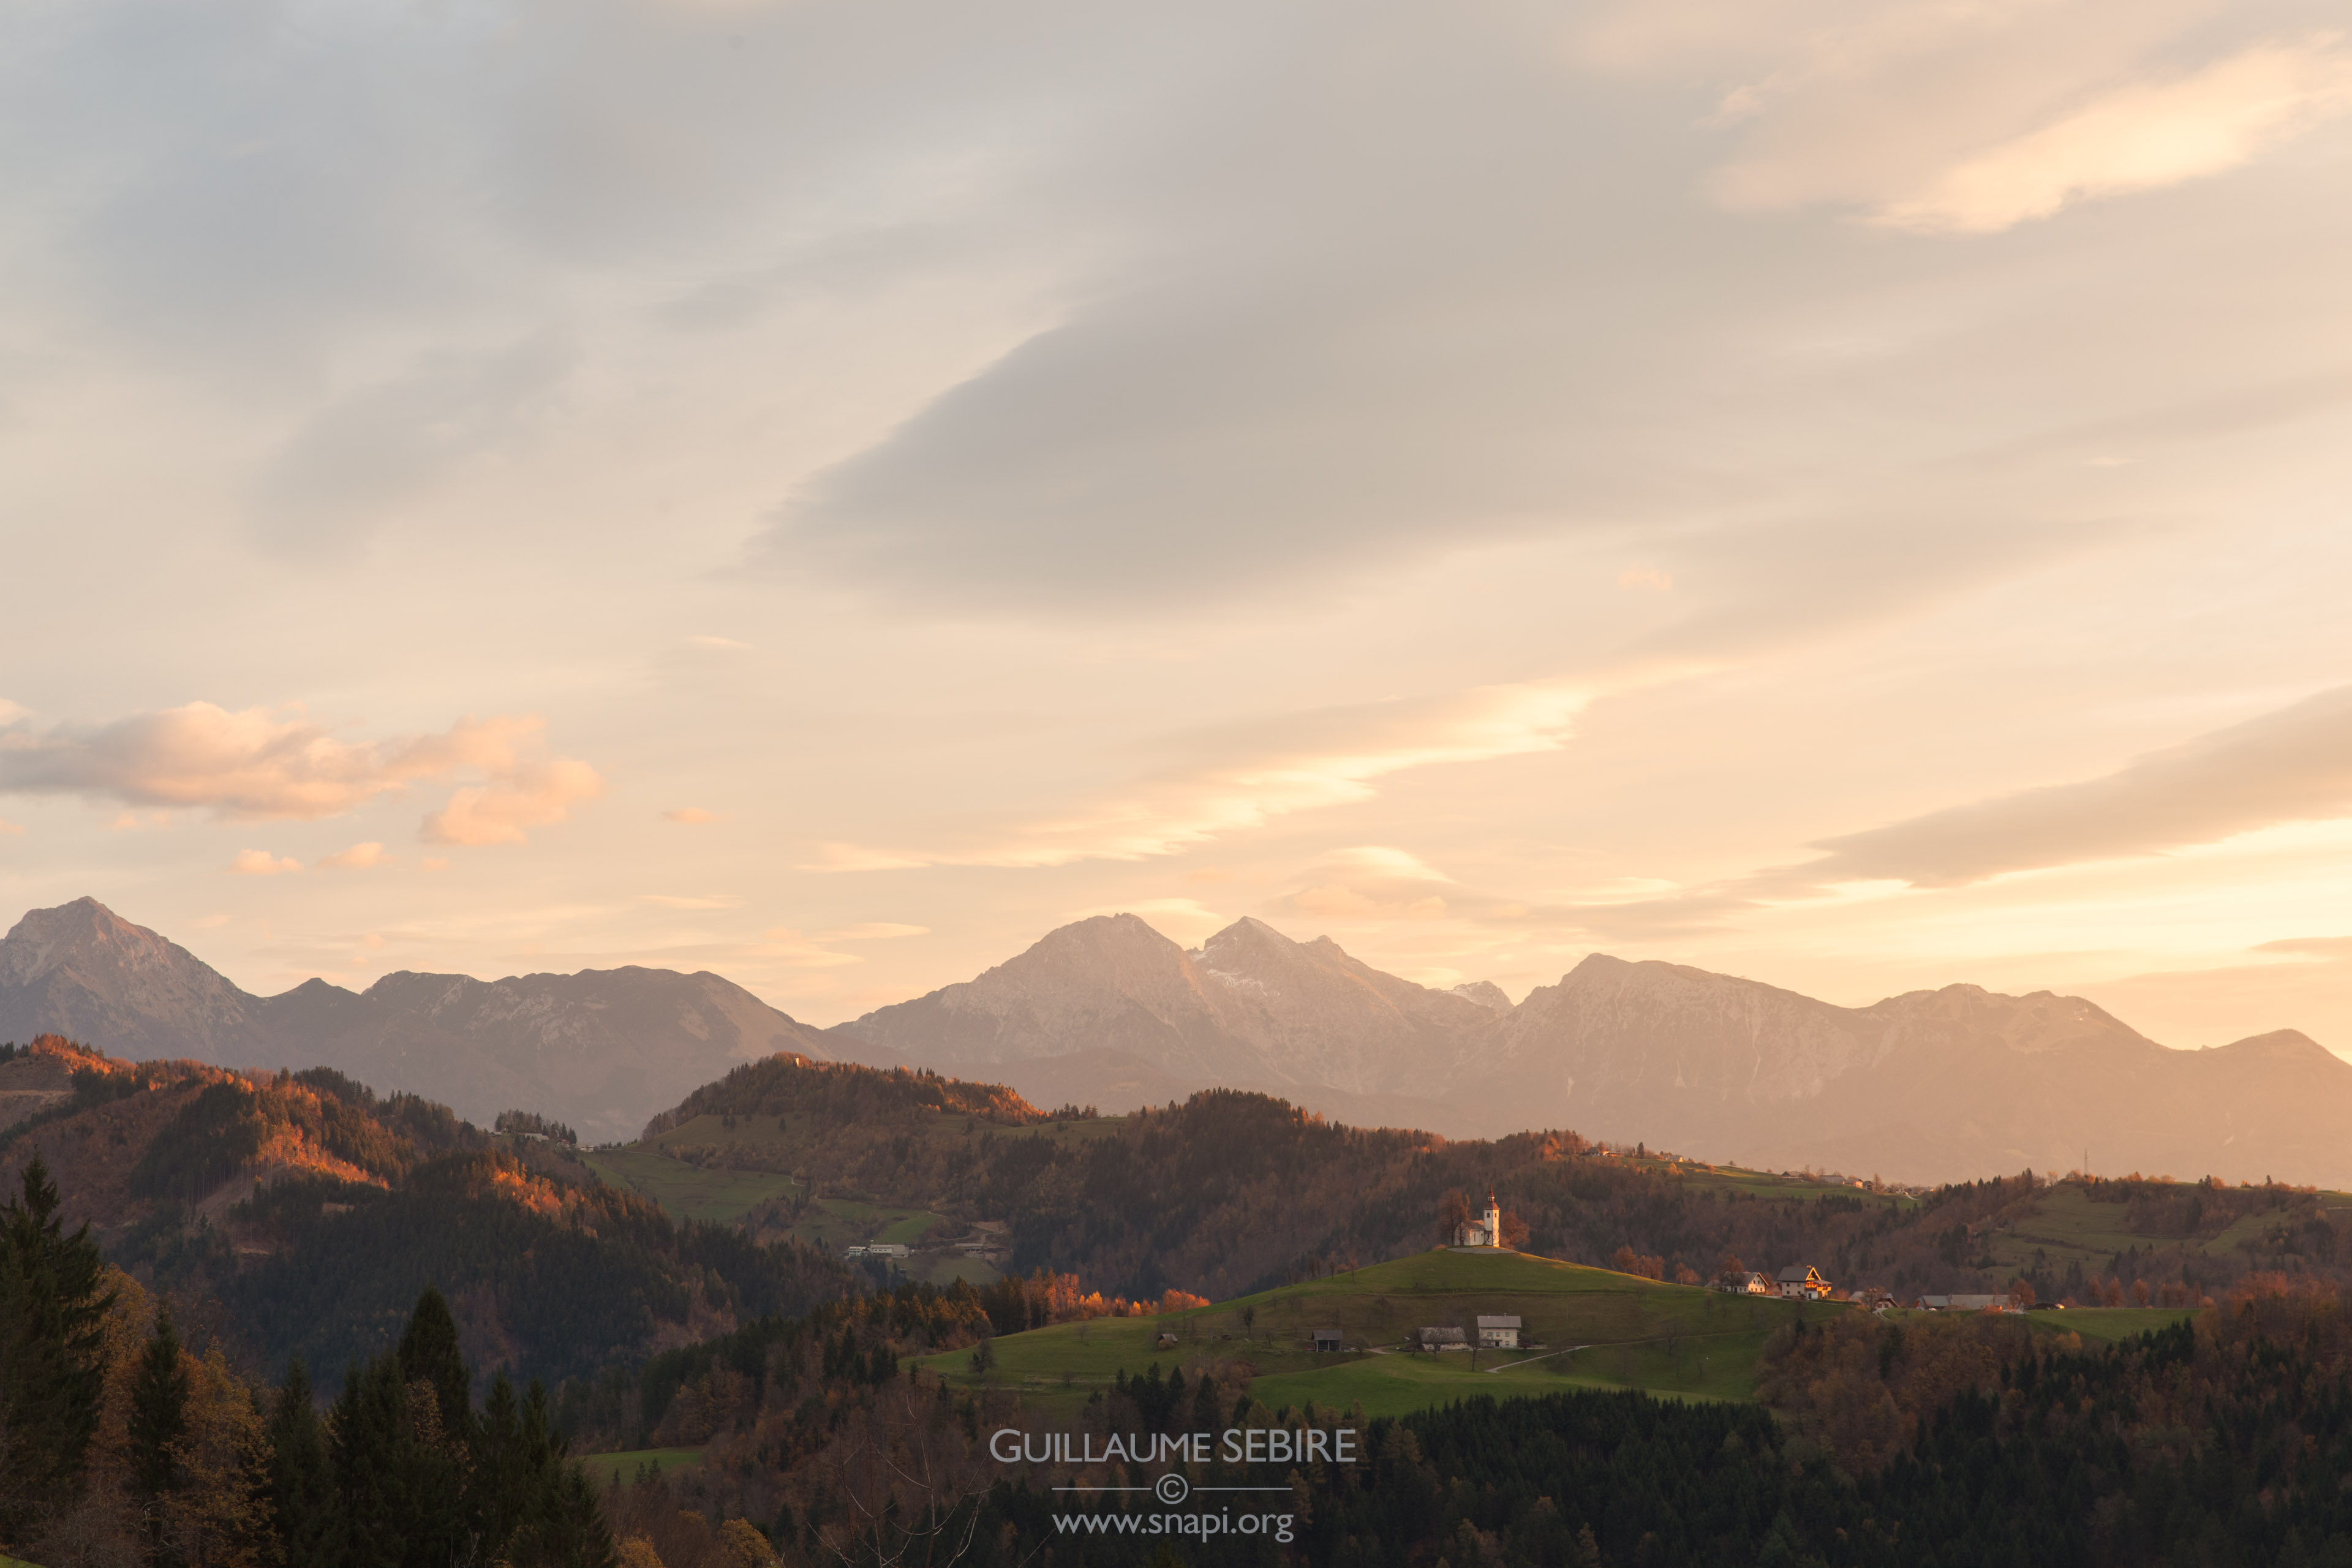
1311,1329,1343,1352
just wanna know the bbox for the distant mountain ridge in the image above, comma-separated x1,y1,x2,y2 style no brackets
10,896,2352,1185
0,898,835,1140
830,914,2352,1188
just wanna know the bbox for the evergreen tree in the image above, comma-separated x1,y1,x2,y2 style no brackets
396,1282,472,1440
127,1302,192,1564
328,1355,411,1568
266,1357,337,1564
0,1150,119,1539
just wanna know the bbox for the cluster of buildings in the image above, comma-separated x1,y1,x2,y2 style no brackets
1407,1315,1523,1351
1722,1267,2028,1313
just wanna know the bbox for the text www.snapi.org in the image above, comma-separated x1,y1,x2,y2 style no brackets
1052,1511,1294,1543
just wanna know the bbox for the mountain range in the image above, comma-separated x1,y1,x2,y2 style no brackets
0,897,831,1140
6,895,2350,1185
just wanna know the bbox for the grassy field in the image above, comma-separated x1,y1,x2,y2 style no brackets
910,1248,1841,1417
580,1148,798,1226
1678,1167,1919,1208
2026,1306,2199,1344
575,1447,703,1488
1985,1183,2310,1279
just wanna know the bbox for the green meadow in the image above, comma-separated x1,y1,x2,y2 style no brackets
579,1148,797,1226
2021,1306,2200,1344
911,1248,1842,1418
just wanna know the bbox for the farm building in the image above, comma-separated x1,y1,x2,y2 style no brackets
1776,1265,1831,1300
1476,1315,1521,1349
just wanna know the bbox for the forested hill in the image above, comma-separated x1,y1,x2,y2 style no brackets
0,1034,853,1389
652,1054,2352,1312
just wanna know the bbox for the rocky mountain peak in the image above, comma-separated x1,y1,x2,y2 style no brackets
1,895,189,985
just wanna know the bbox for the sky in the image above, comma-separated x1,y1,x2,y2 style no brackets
5,0,2352,1054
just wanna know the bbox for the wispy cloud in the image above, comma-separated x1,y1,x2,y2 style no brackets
1763,682,2352,891
805,680,1602,870
317,842,390,869
1875,39,2352,234
663,807,718,824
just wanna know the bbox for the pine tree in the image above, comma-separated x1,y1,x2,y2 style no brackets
0,1151,119,1539
128,1302,192,1566
266,1357,337,1564
329,1356,410,1568
395,1283,471,1441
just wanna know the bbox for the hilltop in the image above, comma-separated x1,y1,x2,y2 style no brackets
910,1248,1853,1418
0,1034,850,1387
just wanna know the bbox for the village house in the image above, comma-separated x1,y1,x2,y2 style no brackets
1917,1293,2014,1313
1719,1271,1773,1295
1853,1287,1897,1313
1418,1326,1469,1351
1476,1315,1522,1349
1776,1265,1832,1300
846,1242,911,1261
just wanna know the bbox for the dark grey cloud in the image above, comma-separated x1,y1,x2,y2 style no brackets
1766,682,2352,890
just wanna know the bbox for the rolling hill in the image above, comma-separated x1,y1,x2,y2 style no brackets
0,1033,850,1387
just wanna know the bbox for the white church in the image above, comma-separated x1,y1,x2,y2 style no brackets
1453,1190,1509,1250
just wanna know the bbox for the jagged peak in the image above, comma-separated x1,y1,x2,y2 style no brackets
1449,980,1513,1012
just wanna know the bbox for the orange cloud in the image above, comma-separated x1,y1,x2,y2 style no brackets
229,850,302,876
0,700,602,846
318,842,390,869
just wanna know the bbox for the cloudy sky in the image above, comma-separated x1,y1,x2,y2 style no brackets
6,0,2352,1053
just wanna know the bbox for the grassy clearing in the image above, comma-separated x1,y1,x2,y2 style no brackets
580,1149,797,1226
910,1248,1839,1418
1670,1163,1918,1209
1992,1183,2307,1277
787,1196,956,1252
2029,1306,2199,1344
575,1448,703,1488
